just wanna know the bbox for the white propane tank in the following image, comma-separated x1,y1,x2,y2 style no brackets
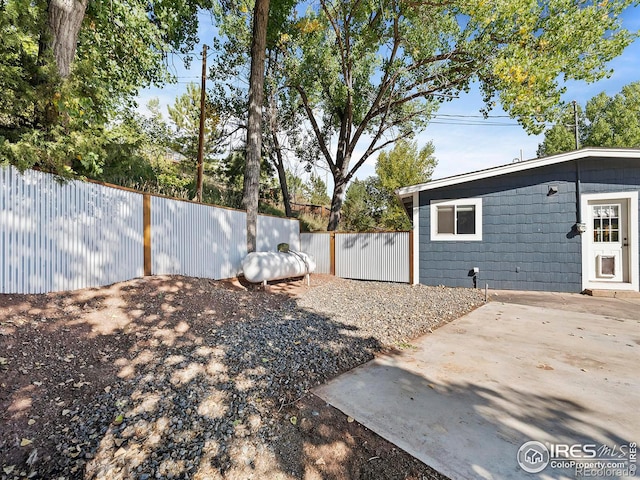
242,251,316,284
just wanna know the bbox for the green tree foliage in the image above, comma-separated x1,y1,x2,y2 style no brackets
304,173,331,206
536,105,585,157
219,148,280,209
341,179,379,232
280,0,634,229
0,0,212,176
538,82,640,156
285,170,306,202
587,82,640,148
376,140,437,195
342,140,437,231
168,83,224,169
375,140,436,229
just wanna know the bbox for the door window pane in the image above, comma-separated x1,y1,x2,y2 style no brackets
592,204,620,243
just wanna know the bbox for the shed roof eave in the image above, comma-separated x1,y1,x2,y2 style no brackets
395,147,640,199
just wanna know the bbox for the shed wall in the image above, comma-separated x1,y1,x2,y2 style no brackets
418,157,640,292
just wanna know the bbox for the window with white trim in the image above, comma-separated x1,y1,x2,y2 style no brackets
430,198,482,241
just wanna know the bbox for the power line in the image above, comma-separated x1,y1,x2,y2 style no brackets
432,113,514,118
428,120,533,127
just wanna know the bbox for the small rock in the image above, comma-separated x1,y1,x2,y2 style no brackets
299,418,313,433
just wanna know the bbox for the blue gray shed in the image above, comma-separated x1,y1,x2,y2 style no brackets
396,148,640,293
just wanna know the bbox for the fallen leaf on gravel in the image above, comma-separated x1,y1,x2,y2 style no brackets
290,416,297,425
28,419,36,425
20,438,33,447
113,414,124,425
3,465,15,475
104,386,111,393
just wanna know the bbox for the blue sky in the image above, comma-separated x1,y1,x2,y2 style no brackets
138,5,640,184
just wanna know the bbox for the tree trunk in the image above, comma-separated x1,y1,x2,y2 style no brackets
271,133,292,217
47,0,89,78
242,0,270,253
327,177,348,231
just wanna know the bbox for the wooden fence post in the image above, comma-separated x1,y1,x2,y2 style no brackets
143,194,152,276
329,232,336,276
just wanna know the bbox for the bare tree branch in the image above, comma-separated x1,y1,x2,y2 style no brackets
294,85,337,174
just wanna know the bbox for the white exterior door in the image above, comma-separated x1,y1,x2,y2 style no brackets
582,192,639,291
589,201,627,282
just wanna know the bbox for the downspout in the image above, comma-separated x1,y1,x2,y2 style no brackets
575,160,585,234
573,101,585,234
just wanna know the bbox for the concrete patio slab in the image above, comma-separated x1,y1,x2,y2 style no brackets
314,299,640,480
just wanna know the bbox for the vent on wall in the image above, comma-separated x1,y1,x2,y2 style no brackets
596,255,616,278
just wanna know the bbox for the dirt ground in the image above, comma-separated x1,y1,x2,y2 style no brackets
0,275,444,480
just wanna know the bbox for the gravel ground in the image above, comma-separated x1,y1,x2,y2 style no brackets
1,276,485,479
296,280,484,347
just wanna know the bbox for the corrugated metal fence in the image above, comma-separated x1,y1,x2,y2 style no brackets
1,165,299,293
151,196,299,280
300,232,411,283
1,166,144,293
336,232,410,283
151,196,247,280
300,232,332,274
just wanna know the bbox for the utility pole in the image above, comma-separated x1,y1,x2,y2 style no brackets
195,44,208,203
573,100,580,150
